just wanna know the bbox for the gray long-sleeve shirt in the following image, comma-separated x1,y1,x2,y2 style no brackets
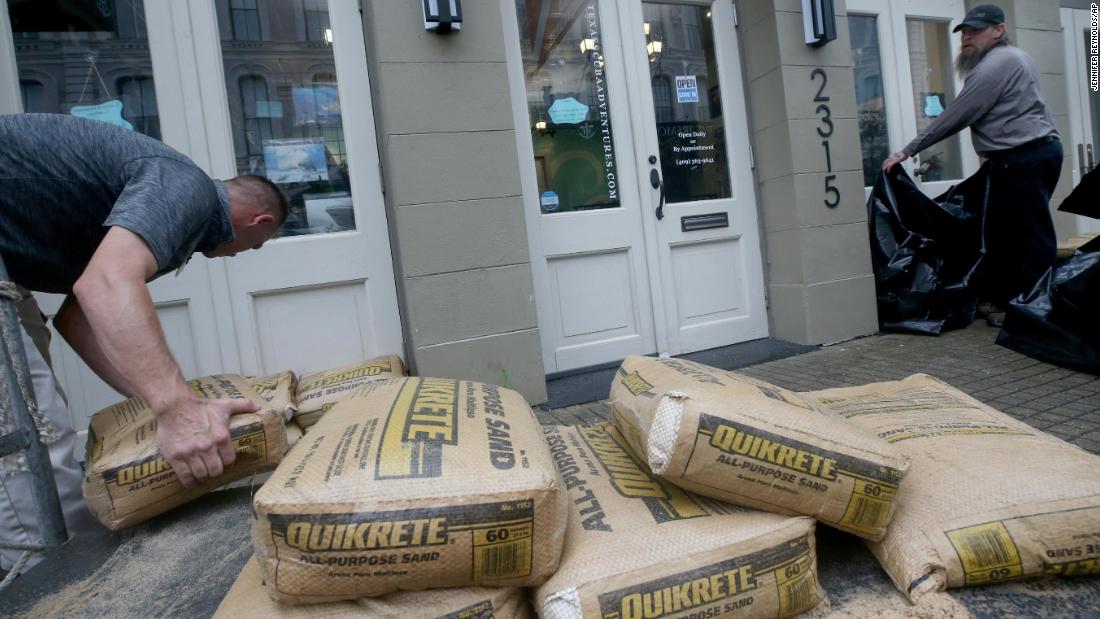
902,44,1058,158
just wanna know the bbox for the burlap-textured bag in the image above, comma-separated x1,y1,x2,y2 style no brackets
609,356,910,540
285,420,304,452
214,556,531,618
83,373,291,530
803,374,1100,601
538,423,824,619
293,355,405,428
252,377,567,603
247,371,298,420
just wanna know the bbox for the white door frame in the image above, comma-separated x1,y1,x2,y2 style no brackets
208,0,403,375
502,0,767,373
0,0,403,420
849,0,977,197
502,0,661,373
618,0,767,355
1062,7,1100,235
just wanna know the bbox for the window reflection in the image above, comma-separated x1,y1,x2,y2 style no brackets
906,19,962,182
644,2,731,204
7,0,161,140
514,0,622,214
216,0,353,237
848,14,890,187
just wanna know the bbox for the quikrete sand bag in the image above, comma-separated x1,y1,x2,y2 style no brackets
247,371,298,420
252,376,567,603
83,373,291,530
609,356,910,540
802,373,1100,601
214,556,531,618
293,355,405,428
538,423,824,619
285,420,304,452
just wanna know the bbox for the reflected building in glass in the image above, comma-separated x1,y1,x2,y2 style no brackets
10,0,160,138
9,0,353,237
216,0,352,236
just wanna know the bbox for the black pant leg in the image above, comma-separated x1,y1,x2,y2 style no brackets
983,140,1061,305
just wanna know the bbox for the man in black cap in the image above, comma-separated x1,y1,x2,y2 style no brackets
883,4,1061,325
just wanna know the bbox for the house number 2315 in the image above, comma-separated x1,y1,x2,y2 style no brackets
811,67,840,208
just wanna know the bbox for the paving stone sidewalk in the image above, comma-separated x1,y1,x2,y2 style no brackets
536,321,1100,618
538,320,1100,453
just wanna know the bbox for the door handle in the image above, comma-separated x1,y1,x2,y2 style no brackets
1079,143,1088,177
650,168,665,220
1088,144,1095,172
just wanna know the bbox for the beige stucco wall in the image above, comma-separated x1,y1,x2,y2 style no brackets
740,0,879,346
360,0,547,403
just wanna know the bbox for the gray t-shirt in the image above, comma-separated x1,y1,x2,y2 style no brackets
0,114,234,294
903,44,1058,158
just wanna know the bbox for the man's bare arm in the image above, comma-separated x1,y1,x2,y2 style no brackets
54,294,137,397
71,226,257,487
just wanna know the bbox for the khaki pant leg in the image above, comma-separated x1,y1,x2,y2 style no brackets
0,322,100,572
13,287,52,370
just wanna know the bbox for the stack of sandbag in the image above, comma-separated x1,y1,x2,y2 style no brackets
214,556,530,618
251,376,567,604
801,374,1100,601
292,355,405,429
609,355,910,540
83,371,294,530
537,422,825,618
245,372,298,420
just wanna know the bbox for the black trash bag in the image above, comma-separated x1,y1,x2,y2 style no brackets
1059,165,1100,219
868,164,991,335
996,236,1100,373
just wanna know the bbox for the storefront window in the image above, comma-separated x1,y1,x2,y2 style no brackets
906,19,963,182
514,0,621,214
848,15,890,188
216,0,354,237
6,0,161,140
644,2,731,204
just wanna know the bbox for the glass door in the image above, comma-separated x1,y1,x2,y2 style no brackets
0,0,234,437
0,1,404,433
1062,7,1100,234
619,0,767,355
505,0,659,373
848,0,976,197
505,0,767,372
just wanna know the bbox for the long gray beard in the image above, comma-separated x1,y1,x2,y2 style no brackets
954,48,984,76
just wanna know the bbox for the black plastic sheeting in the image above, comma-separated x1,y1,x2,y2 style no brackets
996,236,1100,373
1059,166,1100,218
867,165,990,335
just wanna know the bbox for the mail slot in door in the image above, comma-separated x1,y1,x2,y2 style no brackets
680,212,729,232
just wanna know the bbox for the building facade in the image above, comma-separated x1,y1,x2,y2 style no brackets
1,0,1096,435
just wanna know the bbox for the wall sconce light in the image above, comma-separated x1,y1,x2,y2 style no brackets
801,0,836,47
534,120,547,131
643,22,651,36
323,27,333,44
579,38,596,54
423,0,462,33
646,39,663,60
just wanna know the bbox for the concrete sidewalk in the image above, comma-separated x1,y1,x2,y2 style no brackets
538,320,1100,618
539,320,1100,452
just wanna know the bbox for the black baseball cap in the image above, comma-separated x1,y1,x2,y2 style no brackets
953,4,1005,32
